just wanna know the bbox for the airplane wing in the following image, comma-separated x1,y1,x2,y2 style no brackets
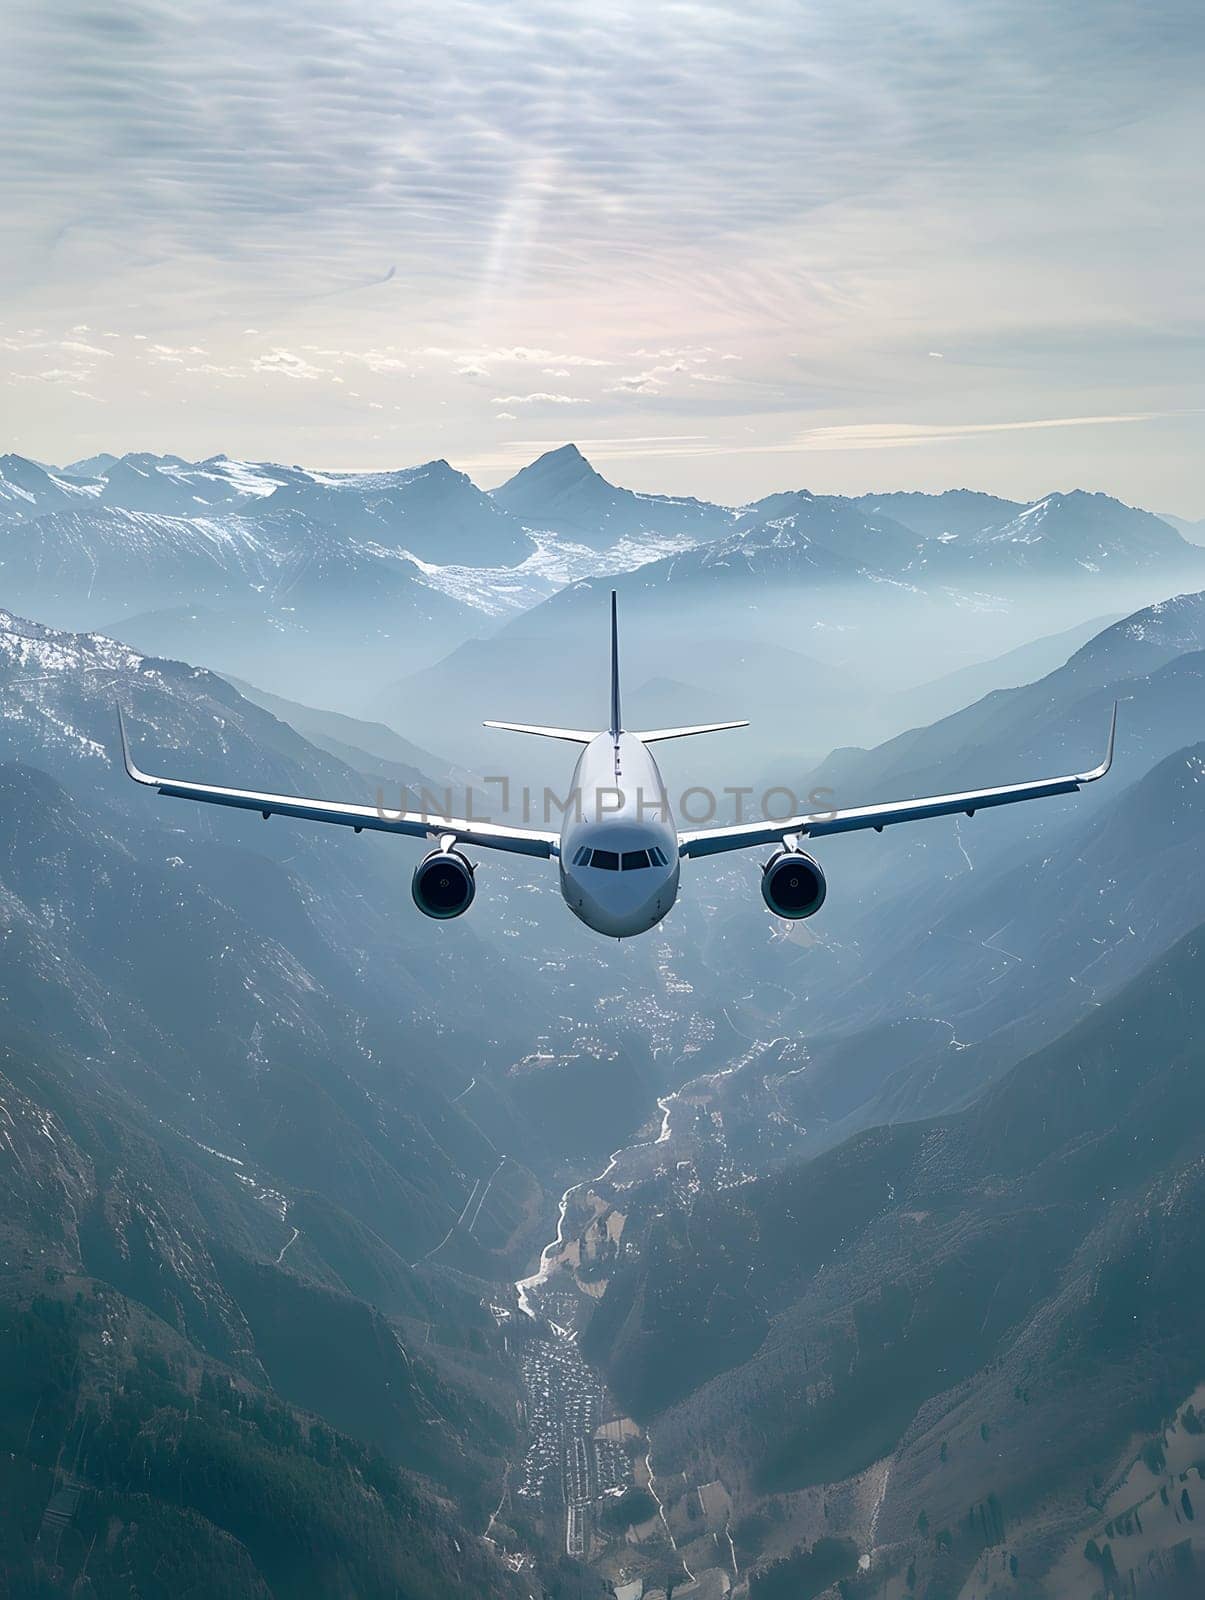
636,721,749,743
117,709,558,859
679,704,1117,859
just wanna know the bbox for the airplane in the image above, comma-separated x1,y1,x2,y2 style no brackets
118,591,1116,940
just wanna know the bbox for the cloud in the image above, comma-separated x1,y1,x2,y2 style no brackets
1,330,116,390
12,0,1190,311
424,346,611,372
59,339,113,360
545,354,612,369
492,392,588,405
607,360,690,395
251,349,324,381
355,350,409,374
29,368,93,385
492,347,554,363
794,413,1181,451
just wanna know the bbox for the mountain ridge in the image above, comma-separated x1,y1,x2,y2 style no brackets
491,441,737,549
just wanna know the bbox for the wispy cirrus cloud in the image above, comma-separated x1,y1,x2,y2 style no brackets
7,0,1196,305
794,413,1187,451
0,2,1200,507
608,362,689,395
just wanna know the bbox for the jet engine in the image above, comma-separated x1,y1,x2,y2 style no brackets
411,846,476,919
761,849,826,919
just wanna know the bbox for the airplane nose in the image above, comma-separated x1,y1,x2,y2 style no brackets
567,868,676,938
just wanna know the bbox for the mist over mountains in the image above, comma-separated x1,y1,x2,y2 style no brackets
5,441,1196,774
4,439,1205,1597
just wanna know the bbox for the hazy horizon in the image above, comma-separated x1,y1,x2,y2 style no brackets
13,438,1204,525
18,438,1203,524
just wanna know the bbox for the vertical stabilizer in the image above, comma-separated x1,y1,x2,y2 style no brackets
609,590,622,738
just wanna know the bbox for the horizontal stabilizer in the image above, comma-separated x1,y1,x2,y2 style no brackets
483,720,598,744
636,721,749,743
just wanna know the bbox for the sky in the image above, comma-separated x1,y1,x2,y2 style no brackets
0,0,1202,513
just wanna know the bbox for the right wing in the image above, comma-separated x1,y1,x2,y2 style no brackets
118,710,558,859
680,705,1117,858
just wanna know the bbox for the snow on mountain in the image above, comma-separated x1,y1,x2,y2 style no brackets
61,450,119,477
852,487,1023,538
960,489,1199,572
89,451,298,515
0,495,488,709
12,451,537,565
3,451,279,520
491,442,736,549
0,453,105,518
259,456,536,564
732,489,925,574
1056,590,1205,685
411,524,705,616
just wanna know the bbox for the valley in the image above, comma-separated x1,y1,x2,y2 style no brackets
502,1028,808,1595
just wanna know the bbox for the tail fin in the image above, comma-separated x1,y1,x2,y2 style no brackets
609,589,622,739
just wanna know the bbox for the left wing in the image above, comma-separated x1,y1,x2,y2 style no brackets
679,704,1116,859
117,709,558,859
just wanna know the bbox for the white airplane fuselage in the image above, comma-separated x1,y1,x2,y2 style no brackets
558,732,680,938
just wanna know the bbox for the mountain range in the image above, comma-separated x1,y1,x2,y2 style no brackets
5,436,1205,1596
3,448,1199,728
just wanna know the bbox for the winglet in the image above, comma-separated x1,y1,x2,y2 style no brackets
1079,700,1118,783
609,589,621,740
116,705,158,787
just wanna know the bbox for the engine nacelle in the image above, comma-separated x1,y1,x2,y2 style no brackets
411,847,476,920
761,849,826,920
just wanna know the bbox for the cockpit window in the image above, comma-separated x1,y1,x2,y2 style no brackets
579,846,668,870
